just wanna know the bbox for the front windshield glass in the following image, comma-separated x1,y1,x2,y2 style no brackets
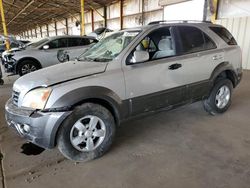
78,30,141,62
29,38,49,48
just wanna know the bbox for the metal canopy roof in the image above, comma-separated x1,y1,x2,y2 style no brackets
1,0,116,35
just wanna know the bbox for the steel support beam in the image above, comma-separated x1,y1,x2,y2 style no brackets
104,6,107,28
91,9,94,31
88,4,105,19
0,0,9,50
120,0,124,30
55,22,58,36
35,27,37,38
40,26,43,38
46,24,49,37
210,0,218,23
65,18,69,35
81,0,85,35
7,0,35,26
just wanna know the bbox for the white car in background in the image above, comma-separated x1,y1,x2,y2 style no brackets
4,35,98,76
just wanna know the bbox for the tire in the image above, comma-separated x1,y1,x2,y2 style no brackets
0,79,3,85
18,60,40,76
57,103,116,162
203,79,233,115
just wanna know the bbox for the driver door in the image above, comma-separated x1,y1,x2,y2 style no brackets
122,26,187,116
40,38,68,67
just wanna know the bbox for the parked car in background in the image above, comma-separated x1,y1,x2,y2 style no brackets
0,40,25,55
0,65,3,85
1,42,32,65
5,21,242,161
18,40,31,45
4,35,98,76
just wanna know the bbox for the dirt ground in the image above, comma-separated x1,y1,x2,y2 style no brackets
0,70,250,188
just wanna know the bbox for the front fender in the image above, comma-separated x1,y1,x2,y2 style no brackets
46,86,129,121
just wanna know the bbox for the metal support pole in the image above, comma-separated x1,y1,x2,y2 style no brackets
211,0,218,23
91,9,94,32
120,0,123,30
35,28,37,38
40,26,43,38
65,18,69,35
46,24,49,37
141,0,144,25
80,0,85,35
55,22,58,36
104,6,107,28
0,0,9,50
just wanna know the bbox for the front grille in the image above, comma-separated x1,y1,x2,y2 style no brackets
12,90,20,106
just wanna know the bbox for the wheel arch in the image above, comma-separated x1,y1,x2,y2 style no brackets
210,62,238,88
15,57,42,74
49,86,129,147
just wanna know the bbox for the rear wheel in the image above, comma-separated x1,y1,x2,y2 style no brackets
0,79,3,85
203,79,233,115
18,60,40,76
57,103,116,162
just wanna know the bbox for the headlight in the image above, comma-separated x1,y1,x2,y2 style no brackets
22,88,52,110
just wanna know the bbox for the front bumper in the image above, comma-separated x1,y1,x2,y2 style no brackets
5,99,72,149
3,58,16,73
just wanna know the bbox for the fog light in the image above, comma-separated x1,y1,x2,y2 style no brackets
23,124,30,133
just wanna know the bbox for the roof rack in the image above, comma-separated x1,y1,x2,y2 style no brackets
148,20,212,25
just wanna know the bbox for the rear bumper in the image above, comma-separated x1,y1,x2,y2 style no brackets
5,99,72,149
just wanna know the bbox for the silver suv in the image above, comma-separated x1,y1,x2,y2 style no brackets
5,21,243,161
4,35,97,76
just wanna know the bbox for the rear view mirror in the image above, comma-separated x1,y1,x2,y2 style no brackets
43,45,49,50
131,50,149,64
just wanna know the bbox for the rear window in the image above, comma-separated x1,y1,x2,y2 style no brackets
210,27,237,45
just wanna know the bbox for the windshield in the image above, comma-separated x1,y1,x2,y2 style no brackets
29,38,49,48
78,31,140,62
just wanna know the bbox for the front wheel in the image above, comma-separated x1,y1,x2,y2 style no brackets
203,79,233,115
57,103,116,162
18,60,40,76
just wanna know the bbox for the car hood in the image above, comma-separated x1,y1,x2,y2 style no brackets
13,61,108,93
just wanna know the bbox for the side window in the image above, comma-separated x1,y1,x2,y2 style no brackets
79,38,91,46
10,42,19,48
47,38,68,49
68,38,80,47
177,26,216,54
127,27,176,64
204,34,217,50
210,27,237,45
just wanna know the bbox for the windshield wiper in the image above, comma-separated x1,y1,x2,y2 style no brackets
92,58,112,62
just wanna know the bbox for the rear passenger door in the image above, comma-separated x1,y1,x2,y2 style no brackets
174,26,224,101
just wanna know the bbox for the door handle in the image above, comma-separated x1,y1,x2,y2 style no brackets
168,63,182,70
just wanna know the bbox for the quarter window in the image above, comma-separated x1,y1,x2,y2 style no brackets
210,27,237,45
177,26,216,54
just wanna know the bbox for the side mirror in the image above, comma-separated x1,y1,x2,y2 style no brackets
131,50,149,64
43,45,49,50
